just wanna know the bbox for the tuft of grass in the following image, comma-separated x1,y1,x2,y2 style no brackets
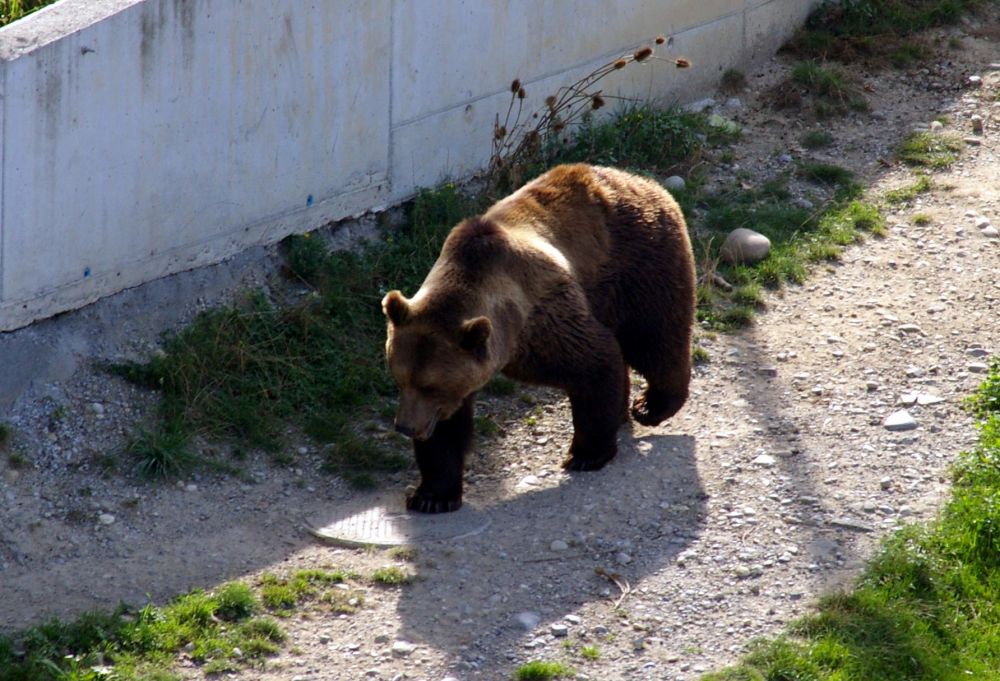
783,0,982,64
126,425,197,479
387,546,417,562
484,375,518,396
898,131,964,168
720,68,747,94
0,422,10,449
0,0,54,27
912,213,932,225
790,61,867,115
513,660,575,680
370,566,411,585
579,645,601,660
801,129,834,149
885,174,932,204
797,161,855,188
706,357,1000,680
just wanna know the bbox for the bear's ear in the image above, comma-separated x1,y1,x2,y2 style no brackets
459,316,492,354
382,290,410,325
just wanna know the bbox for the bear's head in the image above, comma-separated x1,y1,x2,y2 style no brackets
382,290,493,440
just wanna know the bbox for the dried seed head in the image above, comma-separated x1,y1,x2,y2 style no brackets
613,59,627,70
591,94,606,110
634,46,653,62
510,79,521,93
554,120,565,132
655,35,666,45
517,87,526,99
494,125,507,140
545,95,557,109
674,57,691,69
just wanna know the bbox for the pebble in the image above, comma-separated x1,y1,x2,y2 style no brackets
391,641,417,657
550,623,569,637
883,410,917,432
617,552,633,565
98,513,115,525
930,120,944,131
898,324,924,335
549,539,569,551
968,363,989,373
753,454,777,467
982,226,999,239
968,75,982,87
971,115,984,134
975,216,992,229
664,175,686,191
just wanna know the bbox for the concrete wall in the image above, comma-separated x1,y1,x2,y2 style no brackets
0,0,817,331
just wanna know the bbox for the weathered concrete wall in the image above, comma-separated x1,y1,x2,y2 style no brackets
0,0,817,331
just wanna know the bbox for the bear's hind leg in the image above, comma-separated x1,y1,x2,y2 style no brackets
620,323,691,427
406,394,475,513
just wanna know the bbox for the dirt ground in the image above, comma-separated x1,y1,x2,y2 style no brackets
1,12,999,681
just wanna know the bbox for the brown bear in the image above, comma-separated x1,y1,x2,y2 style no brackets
382,163,695,513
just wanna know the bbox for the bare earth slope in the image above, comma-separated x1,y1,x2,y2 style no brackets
1,14,999,681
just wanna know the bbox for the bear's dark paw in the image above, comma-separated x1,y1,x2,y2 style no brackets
562,444,616,472
405,487,463,514
631,388,686,426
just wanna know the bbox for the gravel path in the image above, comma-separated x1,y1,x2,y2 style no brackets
1,14,999,681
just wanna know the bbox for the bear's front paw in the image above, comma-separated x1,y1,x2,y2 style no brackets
405,487,463,514
562,441,616,472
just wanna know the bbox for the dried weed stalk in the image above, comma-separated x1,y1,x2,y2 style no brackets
489,36,689,188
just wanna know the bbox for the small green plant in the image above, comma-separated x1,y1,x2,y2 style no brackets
475,415,500,437
513,660,575,680
692,345,710,364
790,61,867,115
370,566,411,585
126,425,197,479
797,161,855,187
898,131,964,168
580,645,601,660
912,213,931,225
720,68,747,94
485,375,518,396
890,40,930,67
801,129,834,149
0,0,55,27
884,174,932,204
388,546,417,562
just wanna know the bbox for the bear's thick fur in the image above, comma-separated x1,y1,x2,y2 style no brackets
382,164,696,513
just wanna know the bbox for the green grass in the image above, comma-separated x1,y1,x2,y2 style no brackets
704,357,1000,680
884,174,932,204
0,423,10,449
0,0,54,27
692,174,883,330
0,567,381,679
801,129,834,149
370,566,411,586
898,131,964,168
790,61,868,116
784,0,983,63
579,645,601,660
513,660,575,680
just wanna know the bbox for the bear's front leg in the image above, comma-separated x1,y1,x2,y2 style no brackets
406,394,475,513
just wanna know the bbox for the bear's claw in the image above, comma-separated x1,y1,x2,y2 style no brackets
405,489,463,514
631,388,685,426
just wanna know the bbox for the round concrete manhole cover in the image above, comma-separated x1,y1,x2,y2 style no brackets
305,493,491,547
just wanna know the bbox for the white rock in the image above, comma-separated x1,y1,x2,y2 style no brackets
720,228,771,265
550,623,569,637
685,97,716,113
968,362,989,373
930,120,944,131
884,410,917,432
550,539,569,551
616,552,633,565
664,175,686,191
391,641,417,657
898,393,918,406
753,454,777,467
916,393,944,405
975,216,992,229
982,226,999,239
98,513,115,525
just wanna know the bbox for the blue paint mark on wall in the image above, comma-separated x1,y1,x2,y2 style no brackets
83,267,91,278
307,194,314,207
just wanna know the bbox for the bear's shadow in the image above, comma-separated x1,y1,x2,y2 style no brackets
384,429,706,657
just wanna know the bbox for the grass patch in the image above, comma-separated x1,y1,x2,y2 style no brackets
913,213,932,225
513,660,575,680
0,0,54,27
720,68,747,94
790,61,868,116
784,0,983,64
885,174,932,204
370,566,411,586
704,357,1000,680
801,129,834,149
579,645,601,660
0,423,10,449
691,174,883,330
898,131,964,168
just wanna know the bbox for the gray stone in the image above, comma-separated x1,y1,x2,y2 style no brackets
685,98,716,113
971,115,984,134
975,216,992,229
884,410,917,432
982,226,999,239
550,623,569,637
720,228,771,265
514,611,541,631
391,640,417,657
753,454,777,467
663,175,686,191
969,362,990,373
98,513,115,525
550,539,569,551
930,120,944,131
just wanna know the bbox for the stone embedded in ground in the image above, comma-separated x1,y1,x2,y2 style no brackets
982,226,999,239
930,120,944,131
664,175,686,191
391,641,417,657
753,454,777,467
971,115,984,134
917,393,944,406
720,228,771,265
884,410,917,432
969,362,990,373
899,392,918,406
98,513,115,525
513,612,541,631
549,539,569,551
974,216,992,229
550,623,569,637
